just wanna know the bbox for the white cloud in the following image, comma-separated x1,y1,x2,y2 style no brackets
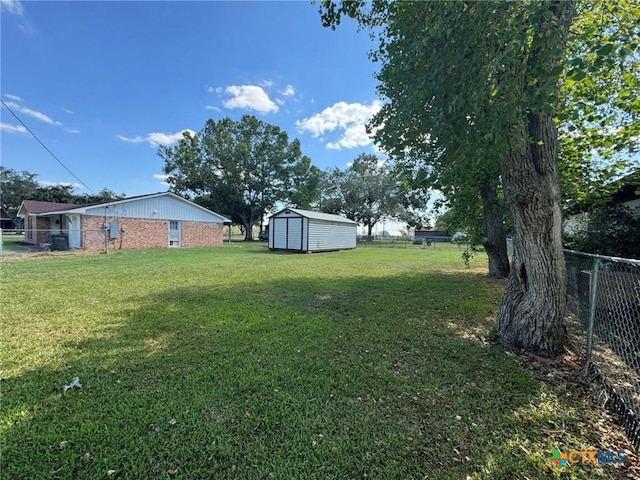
327,124,374,150
4,100,63,126
19,106,62,125
0,0,24,15
281,84,295,97
118,135,145,144
66,127,80,134
153,173,170,186
147,130,195,146
260,80,274,87
61,107,74,114
0,122,27,134
118,129,196,147
296,100,381,150
4,93,23,102
222,85,278,113
205,105,222,112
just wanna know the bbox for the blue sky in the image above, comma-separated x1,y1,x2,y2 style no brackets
1,0,382,198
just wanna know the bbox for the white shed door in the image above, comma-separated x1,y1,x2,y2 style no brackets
287,218,303,250
272,218,287,249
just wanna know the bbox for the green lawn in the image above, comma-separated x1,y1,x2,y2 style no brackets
1,232,27,255
0,244,633,479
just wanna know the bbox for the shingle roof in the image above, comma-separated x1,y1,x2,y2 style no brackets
20,200,83,214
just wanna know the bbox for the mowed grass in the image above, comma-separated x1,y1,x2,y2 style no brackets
0,244,631,479
1,233,27,254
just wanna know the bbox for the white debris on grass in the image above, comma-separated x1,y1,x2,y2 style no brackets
63,377,82,393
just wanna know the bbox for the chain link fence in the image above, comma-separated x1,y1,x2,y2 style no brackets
565,249,640,449
356,235,458,249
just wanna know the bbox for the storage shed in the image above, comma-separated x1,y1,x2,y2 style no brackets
268,208,357,253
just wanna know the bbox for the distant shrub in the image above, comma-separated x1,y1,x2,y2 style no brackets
568,204,640,259
413,239,423,245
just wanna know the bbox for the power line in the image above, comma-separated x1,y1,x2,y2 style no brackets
1,99,96,194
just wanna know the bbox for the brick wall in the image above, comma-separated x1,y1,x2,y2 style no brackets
182,221,224,247
81,215,223,251
25,217,52,245
82,215,166,251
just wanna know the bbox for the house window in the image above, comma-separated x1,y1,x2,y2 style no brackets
169,220,181,247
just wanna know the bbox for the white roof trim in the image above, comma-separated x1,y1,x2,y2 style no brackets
27,192,229,222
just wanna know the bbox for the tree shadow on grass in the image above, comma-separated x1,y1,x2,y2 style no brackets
2,271,618,479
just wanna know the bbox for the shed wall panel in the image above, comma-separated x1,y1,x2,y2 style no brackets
302,218,309,251
308,221,357,251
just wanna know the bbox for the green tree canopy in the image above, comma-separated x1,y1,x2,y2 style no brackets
0,167,124,226
558,0,640,210
0,167,39,221
159,115,319,240
319,153,403,236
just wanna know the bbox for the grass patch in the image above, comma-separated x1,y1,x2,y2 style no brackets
0,244,634,478
1,232,27,254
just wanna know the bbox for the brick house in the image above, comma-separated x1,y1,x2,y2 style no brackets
17,192,229,251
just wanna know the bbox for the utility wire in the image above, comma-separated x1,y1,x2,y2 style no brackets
1,99,96,194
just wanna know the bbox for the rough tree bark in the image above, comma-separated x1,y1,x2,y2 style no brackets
496,114,567,356
479,182,510,279
495,0,576,357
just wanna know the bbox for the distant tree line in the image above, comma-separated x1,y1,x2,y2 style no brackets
160,115,424,241
0,166,124,228
318,153,430,236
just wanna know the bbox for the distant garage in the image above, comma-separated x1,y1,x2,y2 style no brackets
268,208,357,253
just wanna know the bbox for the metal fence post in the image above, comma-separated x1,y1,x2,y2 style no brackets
584,257,601,375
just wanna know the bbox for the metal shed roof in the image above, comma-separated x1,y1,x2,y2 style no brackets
270,208,357,224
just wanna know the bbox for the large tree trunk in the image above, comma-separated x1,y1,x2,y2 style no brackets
495,0,575,357
244,224,254,241
479,182,510,278
241,216,254,241
496,114,567,357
